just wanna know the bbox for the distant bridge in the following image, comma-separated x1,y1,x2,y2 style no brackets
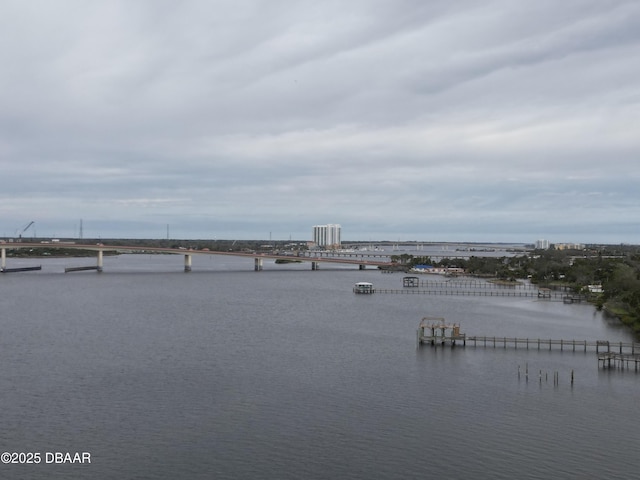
0,242,394,273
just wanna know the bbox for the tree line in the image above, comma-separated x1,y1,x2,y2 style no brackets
393,245,640,335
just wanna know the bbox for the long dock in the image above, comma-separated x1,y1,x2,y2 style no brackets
418,333,639,354
407,279,540,290
459,336,638,354
378,288,583,301
416,318,640,369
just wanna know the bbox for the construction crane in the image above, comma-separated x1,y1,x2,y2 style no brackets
18,221,34,239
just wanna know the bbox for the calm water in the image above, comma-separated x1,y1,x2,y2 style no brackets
1,254,638,479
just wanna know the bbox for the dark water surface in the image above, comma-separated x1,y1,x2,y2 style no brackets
1,254,638,479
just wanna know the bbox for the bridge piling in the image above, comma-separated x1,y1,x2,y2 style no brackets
1,247,5,271
184,254,192,272
254,257,263,271
97,250,103,272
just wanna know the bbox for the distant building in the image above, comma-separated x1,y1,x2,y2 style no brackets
554,243,585,250
535,239,550,250
411,265,466,275
588,284,603,294
312,224,341,248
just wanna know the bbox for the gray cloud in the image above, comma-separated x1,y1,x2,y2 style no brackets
1,0,639,243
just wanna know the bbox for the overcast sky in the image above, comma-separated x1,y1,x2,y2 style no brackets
1,0,639,243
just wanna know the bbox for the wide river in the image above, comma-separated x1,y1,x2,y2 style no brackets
1,253,638,479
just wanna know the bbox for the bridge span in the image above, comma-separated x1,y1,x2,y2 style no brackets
0,242,394,273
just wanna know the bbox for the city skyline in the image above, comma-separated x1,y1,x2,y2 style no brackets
0,223,606,249
1,1,639,244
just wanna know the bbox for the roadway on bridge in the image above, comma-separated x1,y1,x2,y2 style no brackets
1,242,394,269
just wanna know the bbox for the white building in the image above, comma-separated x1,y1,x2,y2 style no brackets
312,224,341,248
535,239,550,250
554,242,585,250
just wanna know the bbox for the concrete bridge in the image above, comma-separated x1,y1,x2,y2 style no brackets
0,242,394,273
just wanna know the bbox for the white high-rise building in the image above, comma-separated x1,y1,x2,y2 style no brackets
312,224,341,248
535,239,550,249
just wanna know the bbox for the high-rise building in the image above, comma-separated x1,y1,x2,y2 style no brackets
312,224,341,248
535,239,550,249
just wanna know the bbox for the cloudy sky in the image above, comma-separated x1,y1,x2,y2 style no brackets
1,0,639,243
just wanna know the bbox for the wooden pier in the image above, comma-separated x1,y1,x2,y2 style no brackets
458,337,639,354
402,278,579,290
405,278,540,289
397,278,587,301
418,331,639,354
380,288,583,301
416,318,640,369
